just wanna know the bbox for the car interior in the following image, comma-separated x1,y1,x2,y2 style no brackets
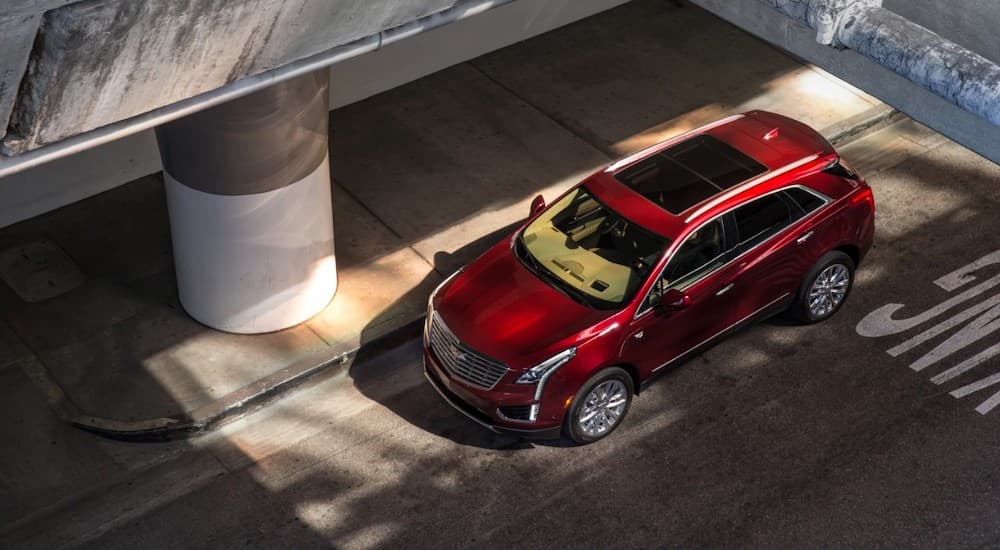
521,189,667,305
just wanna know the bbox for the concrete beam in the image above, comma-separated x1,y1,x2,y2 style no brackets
3,0,455,154
0,14,40,141
0,0,76,18
884,0,1000,65
691,0,1000,164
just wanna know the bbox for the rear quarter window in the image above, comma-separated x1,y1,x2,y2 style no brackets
783,187,827,218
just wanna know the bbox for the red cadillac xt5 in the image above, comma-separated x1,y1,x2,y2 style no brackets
424,111,875,444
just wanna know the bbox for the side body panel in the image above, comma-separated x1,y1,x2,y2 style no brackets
619,260,743,379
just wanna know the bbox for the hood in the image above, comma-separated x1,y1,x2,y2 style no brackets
435,239,612,367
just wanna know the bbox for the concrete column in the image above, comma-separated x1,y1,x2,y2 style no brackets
155,71,335,334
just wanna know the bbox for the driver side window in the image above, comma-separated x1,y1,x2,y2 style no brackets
644,219,727,309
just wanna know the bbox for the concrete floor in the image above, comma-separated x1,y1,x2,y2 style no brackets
5,1,1000,548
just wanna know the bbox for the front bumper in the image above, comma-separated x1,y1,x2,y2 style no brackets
423,350,562,440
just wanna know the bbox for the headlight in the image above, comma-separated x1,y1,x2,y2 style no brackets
516,347,576,384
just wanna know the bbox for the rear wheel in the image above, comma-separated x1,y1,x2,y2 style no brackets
790,251,855,324
564,367,634,444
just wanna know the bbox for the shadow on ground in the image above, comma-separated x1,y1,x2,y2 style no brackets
348,220,539,450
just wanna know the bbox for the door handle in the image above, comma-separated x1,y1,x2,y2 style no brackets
715,283,734,296
796,231,814,244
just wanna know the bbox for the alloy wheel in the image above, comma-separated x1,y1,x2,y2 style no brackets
576,379,629,438
807,263,850,318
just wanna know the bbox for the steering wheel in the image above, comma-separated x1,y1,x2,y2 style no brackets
597,216,616,235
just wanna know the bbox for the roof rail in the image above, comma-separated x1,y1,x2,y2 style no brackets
604,114,745,173
683,153,821,223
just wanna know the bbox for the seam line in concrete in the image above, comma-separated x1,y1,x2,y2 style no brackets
307,324,336,348
4,317,85,418
330,179,441,276
0,317,27,370
465,61,616,160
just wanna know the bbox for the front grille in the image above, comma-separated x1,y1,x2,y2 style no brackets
428,312,508,390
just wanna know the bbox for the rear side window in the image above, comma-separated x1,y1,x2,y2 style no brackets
733,194,792,251
783,187,826,218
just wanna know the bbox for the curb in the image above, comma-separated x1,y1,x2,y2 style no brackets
67,318,427,441
824,106,904,147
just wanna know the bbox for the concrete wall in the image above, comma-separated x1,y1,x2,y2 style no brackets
0,0,629,229
691,0,1000,166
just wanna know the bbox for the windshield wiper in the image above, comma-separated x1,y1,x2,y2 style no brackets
515,236,545,275
516,236,594,307
541,267,594,307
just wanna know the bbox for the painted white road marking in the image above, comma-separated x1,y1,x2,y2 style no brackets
933,249,1000,292
908,304,1000,372
931,342,1000,385
974,390,1000,415
857,248,1000,415
887,293,1000,357
856,272,1000,337
950,371,1000,399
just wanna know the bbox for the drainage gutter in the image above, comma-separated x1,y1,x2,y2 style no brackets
0,0,514,179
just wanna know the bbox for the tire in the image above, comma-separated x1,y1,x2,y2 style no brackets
790,250,855,324
563,367,635,444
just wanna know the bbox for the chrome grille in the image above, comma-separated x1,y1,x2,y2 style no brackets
428,312,508,390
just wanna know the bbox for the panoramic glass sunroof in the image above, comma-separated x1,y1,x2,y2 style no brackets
614,135,767,214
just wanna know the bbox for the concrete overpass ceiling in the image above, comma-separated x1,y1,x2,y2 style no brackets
0,0,458,155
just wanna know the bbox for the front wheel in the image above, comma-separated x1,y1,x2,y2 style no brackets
790,250,855,324
564,367,634,444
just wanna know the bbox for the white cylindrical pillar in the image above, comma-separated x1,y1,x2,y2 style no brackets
155,71,336,333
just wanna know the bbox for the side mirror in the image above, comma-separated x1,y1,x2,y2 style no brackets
658,288,691,311
529,195,546,217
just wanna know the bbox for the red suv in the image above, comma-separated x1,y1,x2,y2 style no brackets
424,111,875,444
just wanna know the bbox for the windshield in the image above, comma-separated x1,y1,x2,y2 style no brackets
516,187,669,309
